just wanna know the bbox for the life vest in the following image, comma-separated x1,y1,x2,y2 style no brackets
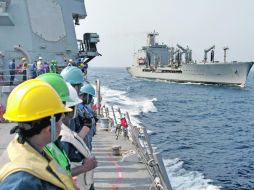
44,142,71,176
50,63,57,73
120,117,128,128
60,124,94,189
0,138,76,190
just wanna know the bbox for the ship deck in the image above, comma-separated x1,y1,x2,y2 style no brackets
0,122,155,190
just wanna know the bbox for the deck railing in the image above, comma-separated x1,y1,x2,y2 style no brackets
0,68,31,86
101,105,173,190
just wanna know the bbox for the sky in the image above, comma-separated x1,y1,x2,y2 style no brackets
75,0,254,68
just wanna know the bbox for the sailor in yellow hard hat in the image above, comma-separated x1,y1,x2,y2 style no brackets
0,79,76,190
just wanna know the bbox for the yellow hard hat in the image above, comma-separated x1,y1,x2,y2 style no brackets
4,79,72,122
21,57,26,61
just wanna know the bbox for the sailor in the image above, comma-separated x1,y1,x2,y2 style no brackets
60,83,97,190
76,58,82,67
0,79,76,190
36,56,44,76
21,57,28,81
43,62,49,73
60,66,91,141
31,61,37,78
80,61,88,77
78,84,97,151
8,58,15,85
120,115,129,139
36,73,74,175
68,59,76,66
61,66,84,94
50,59,58,73
37,73,97,188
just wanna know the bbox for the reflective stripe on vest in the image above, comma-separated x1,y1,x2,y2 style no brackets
44,143,71,176
0,138,75,190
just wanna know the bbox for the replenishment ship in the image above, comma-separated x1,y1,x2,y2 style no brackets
127,31,253,87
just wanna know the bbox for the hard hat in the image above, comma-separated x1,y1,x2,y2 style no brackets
60,66,84,85
51,59,58,65
3,79,72,122
38,56,42,60
66,83,82,107
21,57,26,62
37,73,73,102
69,59,73,63
80,84,95,97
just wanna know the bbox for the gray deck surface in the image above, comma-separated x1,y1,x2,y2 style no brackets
93,126,154,190
0,123,155,190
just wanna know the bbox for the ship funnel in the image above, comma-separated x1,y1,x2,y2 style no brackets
169,47,174,64
147,31,158,46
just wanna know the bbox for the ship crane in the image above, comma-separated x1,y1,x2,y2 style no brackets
204,45,215,63
177,44,192,63
169,47,174,65
173,49,180,65
223,47,229,63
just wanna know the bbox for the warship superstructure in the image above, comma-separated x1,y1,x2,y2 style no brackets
0,0,100,105
127,31,253,87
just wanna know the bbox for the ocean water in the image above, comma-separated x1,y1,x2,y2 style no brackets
88,67,254,190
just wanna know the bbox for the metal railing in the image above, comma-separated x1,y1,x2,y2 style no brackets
0,68,30,86
100,106,173,190
0,66,57,86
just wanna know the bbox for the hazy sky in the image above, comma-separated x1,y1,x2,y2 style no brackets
75,0,254,67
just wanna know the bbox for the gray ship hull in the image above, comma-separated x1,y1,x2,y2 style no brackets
127,62,253,87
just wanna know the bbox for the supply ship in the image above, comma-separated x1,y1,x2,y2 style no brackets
127,31,253,87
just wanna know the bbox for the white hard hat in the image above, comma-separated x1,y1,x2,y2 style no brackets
38,56,42,60
66,82,82,107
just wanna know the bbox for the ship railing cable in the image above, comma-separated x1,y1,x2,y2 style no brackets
100,106,172,190
126,112,172,190
125,123,162,189
130,125,166,190
0,69,29,85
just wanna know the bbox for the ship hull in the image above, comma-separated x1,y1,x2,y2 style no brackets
127,62,254,87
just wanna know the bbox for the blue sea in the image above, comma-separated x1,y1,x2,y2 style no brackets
88,67,254,190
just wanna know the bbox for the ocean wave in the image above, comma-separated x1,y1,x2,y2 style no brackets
100,85,157,115
100,84,221,190
163,158,221,190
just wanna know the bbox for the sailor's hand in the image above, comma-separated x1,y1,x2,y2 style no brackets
82,156,97,172
93,115,99,123
83,117,92,127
